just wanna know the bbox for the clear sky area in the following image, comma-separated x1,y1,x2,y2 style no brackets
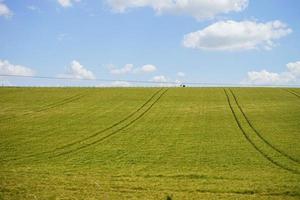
0,0,299,86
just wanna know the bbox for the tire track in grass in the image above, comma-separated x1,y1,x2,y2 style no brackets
0,93,87,147
48,88,168,159
0,93,85,122
0,93,86,146
1,97,127,148
109,184,300,197
2,89,164,162
35,94,85,112
229,88,300,164
224,89,300,175
51,88,164,151
285,89,300,99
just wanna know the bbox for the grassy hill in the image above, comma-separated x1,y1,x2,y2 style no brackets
0,87,300,199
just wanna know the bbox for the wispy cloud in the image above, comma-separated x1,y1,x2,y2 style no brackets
27,5,42,13
111,81,131,87
57,33,69,41
108,64,134,75
57,0,80,7
108,64,157,75
151,75,183,86
134,64,157,73
177,72,185,77
107,0,248,21
152,75,168,82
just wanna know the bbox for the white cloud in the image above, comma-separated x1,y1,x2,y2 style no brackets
109,64,157,74
57,0,80,7
134,64,157,73
27,5,41,12
109,64,134,75
140,64,157,73
286,61,300,77
183,20,292,51
107,0,248,20
59,60,95,79
151,75,182,86
177,72,185,77
0,2,13,18
152,75,168,82
0,59,35,76
244,61,300,85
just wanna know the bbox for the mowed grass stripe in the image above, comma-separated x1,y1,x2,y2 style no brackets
224,89,300,175
3,88,165,162
48,89,169,159
230,89,300,164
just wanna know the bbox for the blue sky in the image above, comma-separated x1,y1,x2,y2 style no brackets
0,0,299,86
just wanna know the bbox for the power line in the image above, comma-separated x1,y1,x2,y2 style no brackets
0,74,300,87
0,74,176,84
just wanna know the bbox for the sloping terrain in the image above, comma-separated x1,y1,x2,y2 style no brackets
0,87,299,199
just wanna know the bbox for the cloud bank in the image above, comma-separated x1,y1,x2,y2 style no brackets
244,61,300,85
183,20,292,51
106,0,248,20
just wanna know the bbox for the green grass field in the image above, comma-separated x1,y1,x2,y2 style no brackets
0,87,300,199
